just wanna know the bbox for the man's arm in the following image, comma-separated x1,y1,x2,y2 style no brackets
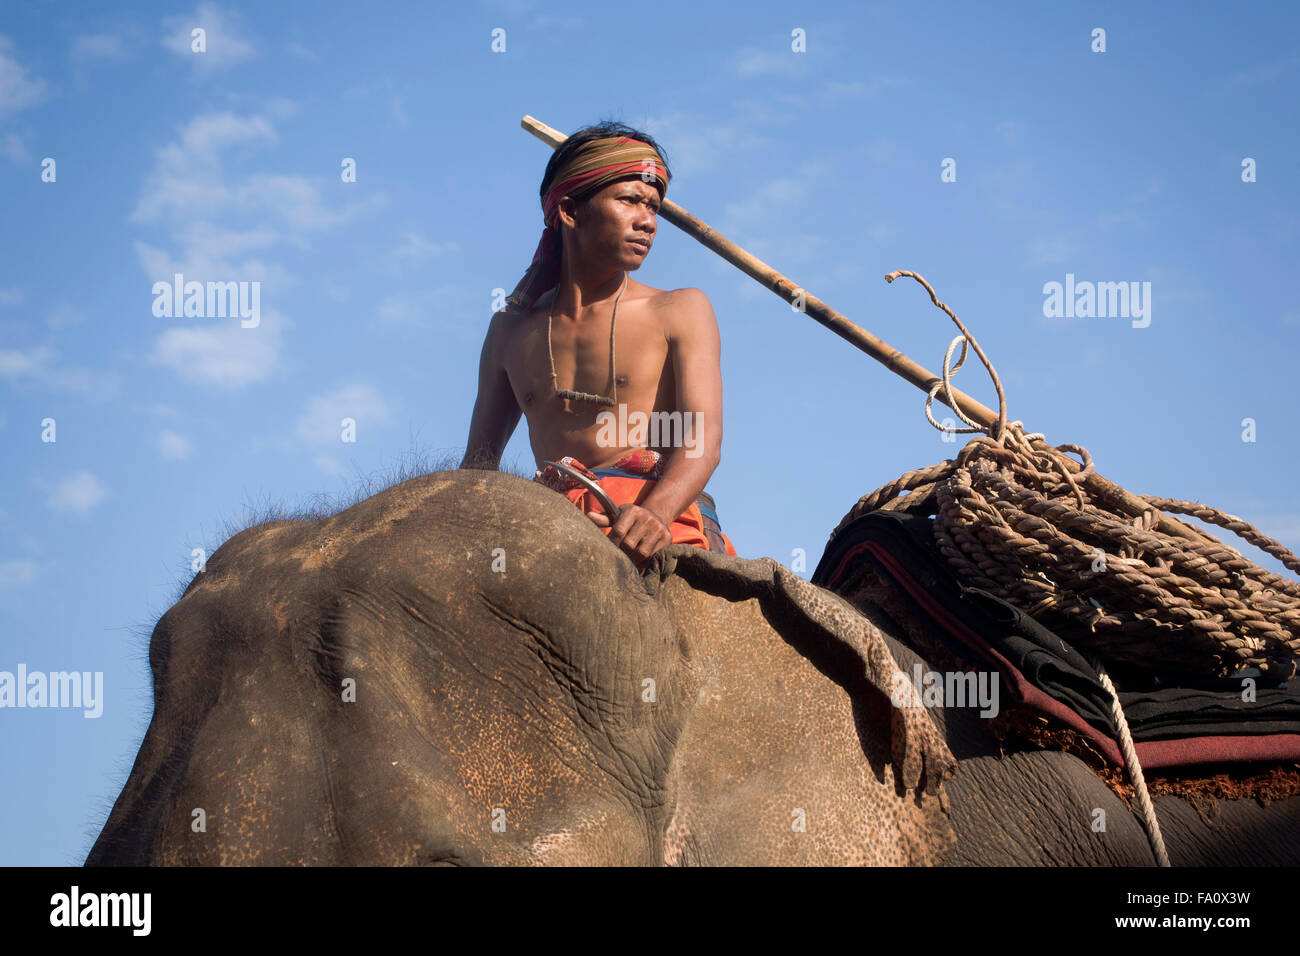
606,288,723,561
460,311,522,470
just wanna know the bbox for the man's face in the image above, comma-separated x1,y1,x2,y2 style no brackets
559,176,661,271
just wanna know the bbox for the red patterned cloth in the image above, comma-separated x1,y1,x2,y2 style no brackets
505,136,670,314
535,448,665,490
535,449,735,556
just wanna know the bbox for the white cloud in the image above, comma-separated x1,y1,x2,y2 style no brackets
132,109,386,388
314,453,346,476
996,120,1025,149
1229,55,1299,87
823,76,909,100
861,138,900,167
731,46,806,78
0,347,45,377
1141,265,1206,312
71,34,129,63
238,172,384,231
1027,237,1075,265
132,112,383,239
47,471,106,514
157,429,191,459
1097,181,1160,229
720,160,831,235
372,286,483,343
285,41,319,61
131,113,277,224
637,108,774,180
46,304,87,330
150,307,285,387
0,559,37,588
480,0,583,30
1,132,29,165
161,2,255,70
0,35,48,117
0,345,119,399
133,238,293,291
529,13,584,30
391,233,459,269
296,385,390,445
481,0,536,16
1096,209,1146,229
0,286,21,307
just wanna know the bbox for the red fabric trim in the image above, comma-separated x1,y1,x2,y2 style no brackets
827,539,1300,770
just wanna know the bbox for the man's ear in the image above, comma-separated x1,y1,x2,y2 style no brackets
555,195,580,230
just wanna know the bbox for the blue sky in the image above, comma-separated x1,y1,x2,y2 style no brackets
1,1,1297,865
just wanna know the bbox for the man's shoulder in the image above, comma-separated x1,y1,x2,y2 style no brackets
658,287,716,325
653,288,718,348
484,301,535,363
490,296,544,333
645,285,713,311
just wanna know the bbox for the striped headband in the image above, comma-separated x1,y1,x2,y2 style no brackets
505,136,669,313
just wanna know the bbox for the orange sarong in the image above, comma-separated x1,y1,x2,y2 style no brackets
535,449,737,557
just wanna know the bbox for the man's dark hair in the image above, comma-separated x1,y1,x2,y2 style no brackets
540,119,672,207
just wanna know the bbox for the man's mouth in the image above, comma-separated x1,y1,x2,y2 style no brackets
628,239,650,252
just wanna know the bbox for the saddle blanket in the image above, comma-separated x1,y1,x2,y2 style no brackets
813,510,1300,771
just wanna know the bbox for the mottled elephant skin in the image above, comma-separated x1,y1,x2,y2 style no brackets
86,471,1300,866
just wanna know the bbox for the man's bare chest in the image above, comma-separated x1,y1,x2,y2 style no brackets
501,306,671,409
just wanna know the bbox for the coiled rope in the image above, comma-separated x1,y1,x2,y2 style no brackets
831,271,1300,867
833,271,1300,685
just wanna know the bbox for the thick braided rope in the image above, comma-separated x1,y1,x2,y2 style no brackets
832,271,1300,683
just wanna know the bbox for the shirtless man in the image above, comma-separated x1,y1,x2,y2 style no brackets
460,122,733,567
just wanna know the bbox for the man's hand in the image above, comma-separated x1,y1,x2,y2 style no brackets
585,504,672,569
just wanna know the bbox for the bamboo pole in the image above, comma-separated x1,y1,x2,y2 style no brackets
521,115,998,429
518,114,1207,545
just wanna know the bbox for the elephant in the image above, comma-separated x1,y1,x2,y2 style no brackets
86,469,1300,865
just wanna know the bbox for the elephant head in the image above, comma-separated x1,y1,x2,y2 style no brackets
87,469,1300,866
87,469,957,866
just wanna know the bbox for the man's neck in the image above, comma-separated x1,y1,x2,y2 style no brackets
551,259,627,318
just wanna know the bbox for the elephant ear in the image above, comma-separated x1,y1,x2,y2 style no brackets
650,547,958,796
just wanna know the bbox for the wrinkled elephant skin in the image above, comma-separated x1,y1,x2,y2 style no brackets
87,471,956,866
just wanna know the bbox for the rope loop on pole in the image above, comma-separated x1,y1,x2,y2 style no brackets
836,271,1300,684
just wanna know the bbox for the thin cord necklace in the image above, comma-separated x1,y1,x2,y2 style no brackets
547,272,626,407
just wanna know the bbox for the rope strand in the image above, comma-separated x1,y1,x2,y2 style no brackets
547,273,626,407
